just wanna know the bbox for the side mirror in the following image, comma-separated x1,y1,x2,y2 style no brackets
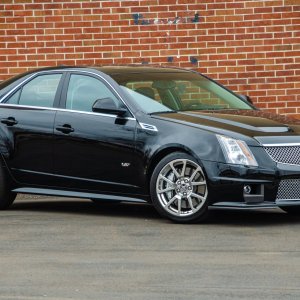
92,97,128,117
240,94,253,105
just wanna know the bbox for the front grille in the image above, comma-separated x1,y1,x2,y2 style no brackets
276,179,300,200
264,146,300,165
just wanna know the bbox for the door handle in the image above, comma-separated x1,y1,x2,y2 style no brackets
1,117,18,126
55,124,74,134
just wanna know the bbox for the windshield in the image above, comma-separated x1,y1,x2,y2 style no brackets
112,71,253,114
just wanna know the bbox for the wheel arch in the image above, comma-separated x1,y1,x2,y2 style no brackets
0,151,18,187
146,144,199,183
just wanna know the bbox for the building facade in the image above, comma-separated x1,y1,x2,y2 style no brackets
0,0,299,117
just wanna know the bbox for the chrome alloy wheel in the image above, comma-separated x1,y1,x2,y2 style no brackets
156,159,208,217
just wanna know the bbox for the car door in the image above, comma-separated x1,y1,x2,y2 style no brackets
52,72,137,194
0,72,64,185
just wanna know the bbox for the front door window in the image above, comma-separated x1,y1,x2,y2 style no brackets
66,74,120,112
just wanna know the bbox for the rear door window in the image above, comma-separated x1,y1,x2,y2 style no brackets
6,74,62,108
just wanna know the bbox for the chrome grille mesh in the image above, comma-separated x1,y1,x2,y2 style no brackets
276,179,300,200
264,146,300,165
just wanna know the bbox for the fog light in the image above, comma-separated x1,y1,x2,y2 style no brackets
244,185,252,194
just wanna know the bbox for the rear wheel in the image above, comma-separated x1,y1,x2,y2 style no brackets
150,152,209,223
0,166,16,210
279,206,300,214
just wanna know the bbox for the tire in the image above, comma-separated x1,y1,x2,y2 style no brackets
279,206,300,214
0,166,16,210
150,152,209,223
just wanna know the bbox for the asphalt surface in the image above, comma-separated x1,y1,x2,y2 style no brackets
0,195,300,300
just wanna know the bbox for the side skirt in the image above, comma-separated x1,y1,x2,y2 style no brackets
12,187,148,203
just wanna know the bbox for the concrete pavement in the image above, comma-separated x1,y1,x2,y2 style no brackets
0,195,300,299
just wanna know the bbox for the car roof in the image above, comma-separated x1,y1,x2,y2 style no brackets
1,65,196,93
95,65,191,75
20,65,192,77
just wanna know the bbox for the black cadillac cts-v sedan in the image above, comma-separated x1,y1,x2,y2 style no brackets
0,65,300,223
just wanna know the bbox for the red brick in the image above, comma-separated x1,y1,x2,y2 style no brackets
268,102,288,109
133,45,151,51
0,0,298,118
101,1,120,8
112,58,132,64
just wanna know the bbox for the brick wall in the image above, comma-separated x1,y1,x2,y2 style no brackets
0,0,299,117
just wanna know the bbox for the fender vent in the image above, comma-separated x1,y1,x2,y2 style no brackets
139,123,158,132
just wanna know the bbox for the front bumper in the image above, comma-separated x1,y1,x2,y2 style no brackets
202,160,300,208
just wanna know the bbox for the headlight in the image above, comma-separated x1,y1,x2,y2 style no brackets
216,134,258,167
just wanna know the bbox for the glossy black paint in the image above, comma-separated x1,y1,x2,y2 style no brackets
0,66,300,208
0,105,56,184
53,110,137,193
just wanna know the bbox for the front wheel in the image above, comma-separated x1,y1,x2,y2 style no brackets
150,152,209,223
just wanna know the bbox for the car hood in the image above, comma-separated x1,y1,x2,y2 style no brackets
151,109,300,144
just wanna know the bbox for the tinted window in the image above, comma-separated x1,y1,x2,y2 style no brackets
0,72,31,95
66,74,120,112
6,74,62,108
110,72,253,113
6,89,21,105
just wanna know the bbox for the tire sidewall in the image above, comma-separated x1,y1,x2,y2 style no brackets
150,152,209,223
0,165,16,209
